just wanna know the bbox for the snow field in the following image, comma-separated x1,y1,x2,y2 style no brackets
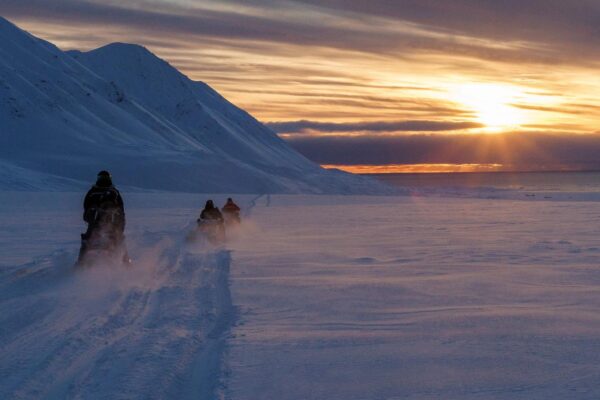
0,192,247,400
3,193,600,399
227,195,600,399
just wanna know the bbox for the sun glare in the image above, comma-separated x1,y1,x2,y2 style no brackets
452,84,525,130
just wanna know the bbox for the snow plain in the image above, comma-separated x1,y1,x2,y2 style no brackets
0,192,240,399
2,191,600,399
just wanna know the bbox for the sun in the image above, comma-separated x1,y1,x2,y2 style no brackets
452,83,525,130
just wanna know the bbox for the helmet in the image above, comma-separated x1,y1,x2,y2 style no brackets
97,170,111,179
96,170,113,187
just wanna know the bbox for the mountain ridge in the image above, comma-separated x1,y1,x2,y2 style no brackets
0,16,391,194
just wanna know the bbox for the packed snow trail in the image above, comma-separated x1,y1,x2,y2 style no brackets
0,228,235,400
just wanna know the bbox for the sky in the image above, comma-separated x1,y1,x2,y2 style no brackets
2,0,600,172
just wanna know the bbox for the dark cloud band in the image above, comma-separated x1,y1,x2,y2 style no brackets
267,120,483,134
2,0,599,64
285,132,600,170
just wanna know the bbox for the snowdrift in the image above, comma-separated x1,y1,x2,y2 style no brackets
0,17,389,194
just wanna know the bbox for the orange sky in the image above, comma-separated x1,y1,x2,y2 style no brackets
2,1,600,172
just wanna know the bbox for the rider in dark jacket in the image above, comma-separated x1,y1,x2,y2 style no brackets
197,200,225,243
199,200,224,222
78,170,128,264
83,171,125,231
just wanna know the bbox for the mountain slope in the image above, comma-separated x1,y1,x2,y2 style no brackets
69,43,310,168
0,17,389,194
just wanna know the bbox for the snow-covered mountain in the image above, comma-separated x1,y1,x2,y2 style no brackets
0,17,388,194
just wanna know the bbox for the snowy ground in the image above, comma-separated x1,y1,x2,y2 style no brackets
2,192,600,399
0,192,240,399
228,195,600,399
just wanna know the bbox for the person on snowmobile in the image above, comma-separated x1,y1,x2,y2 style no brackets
222,198,241,224
197,200,225,243
77,170,130,265
199,200,224,222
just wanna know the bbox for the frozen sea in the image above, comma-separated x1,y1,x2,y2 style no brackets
372,171,600,193
2,184,600,399
372,171,600,201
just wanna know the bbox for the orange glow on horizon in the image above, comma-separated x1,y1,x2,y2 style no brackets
323,164,505,174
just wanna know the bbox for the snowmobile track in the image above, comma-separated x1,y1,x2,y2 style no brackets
0,229,235,400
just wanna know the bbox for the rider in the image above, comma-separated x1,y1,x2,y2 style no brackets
222,198,241,223
78,170,129,264
198,200,224,223
197,200,225,242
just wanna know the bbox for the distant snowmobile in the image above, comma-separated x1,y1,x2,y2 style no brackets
188,200,226,245
195,218,226,244
77,171,131,267
222,198,241,226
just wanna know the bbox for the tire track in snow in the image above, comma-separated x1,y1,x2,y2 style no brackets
0,228,235,400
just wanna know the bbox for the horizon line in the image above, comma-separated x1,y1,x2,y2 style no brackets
322,164,600,175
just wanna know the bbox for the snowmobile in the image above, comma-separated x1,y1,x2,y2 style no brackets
77,206,131,267
223,211,241,226
188,218,226,245
222,198,241,226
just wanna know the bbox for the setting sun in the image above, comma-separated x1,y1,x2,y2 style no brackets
452,84,526,130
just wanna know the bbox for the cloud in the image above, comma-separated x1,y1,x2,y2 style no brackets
2,1,599,139
285,131,600,170
271,0,600,63
2,0,599,65
267,120,483,134
0,0,432,55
